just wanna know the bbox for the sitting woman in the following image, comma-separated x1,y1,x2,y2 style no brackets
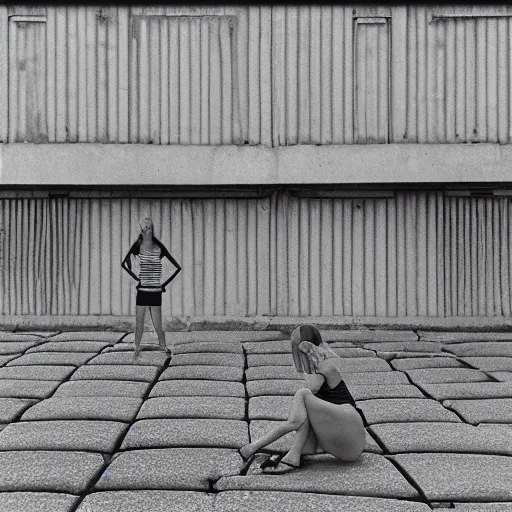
238,324,365,474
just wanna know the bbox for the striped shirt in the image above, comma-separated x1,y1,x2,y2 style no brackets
138,247,162,291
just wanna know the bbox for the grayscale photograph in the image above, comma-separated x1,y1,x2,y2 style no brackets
0,3,511,511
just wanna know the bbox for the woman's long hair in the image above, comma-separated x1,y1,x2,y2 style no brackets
291,324,339,374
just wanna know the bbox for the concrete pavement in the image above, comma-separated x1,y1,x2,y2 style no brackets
0,328,511,511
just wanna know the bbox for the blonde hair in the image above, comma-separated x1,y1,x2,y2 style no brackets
290,324,339,374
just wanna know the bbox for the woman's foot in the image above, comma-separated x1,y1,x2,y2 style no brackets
262,453,300,474
159,344,171,354
238,444,256,461
133,348,141,360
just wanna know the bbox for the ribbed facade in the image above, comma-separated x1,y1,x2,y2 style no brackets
1,192,511,318
3,4,512,145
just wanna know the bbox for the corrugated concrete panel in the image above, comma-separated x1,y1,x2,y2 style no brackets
1,192,512,318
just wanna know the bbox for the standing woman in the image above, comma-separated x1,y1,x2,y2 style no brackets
122,217,181,359
238,324,365,473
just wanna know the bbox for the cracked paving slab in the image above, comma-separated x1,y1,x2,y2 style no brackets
0,398,34,422
215,452,419,499
212,490,431,512
172,342,243,354
0,365,75,381
170,332,287,345
0,450,104,493
405,368,490,384
76,490,215,512
357,398,461,424
0,379,61,399
444,342,512,357
121,419,249,450
26,341,112,353
391,453,512,501
50,332,126,342
347,384,425,400
489,371,512,381
0,420,128,453
0,492,79,512
363,341,443,353
0,341,41,354
160,365,243,382
70,365,159,382
249,420,382,454
320,330,417,342
86,352,169,366
418,331,512,342
20,397,144,422
54,380,151,398
136,396,245,420
0,354,20,367
149,380,245,398
443,398,512,424
7,352,97,367
417,382,512,400
461,357,512,372
390,357,464,371
95,448,241,491
370,422,512,455
451,503,512,510
169,353,244,367
0,334,43,342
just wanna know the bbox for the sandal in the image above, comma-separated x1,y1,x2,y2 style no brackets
237,448,255,473
259,453,282,470
262,460,300,475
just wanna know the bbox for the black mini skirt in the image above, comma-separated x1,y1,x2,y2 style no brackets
136,290,162,307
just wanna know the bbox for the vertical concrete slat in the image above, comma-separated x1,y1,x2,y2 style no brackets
260,6,272,146
225,199,238,315
436,20,446,142
17,21,27,141
299,198,310,316
448,198,457,316
0,6,8,141
352,200,364,316
476,199,486,316
320,199,333,316
286,5,298,145
203,199,215,317
237,200,248,316
342,200,353,315
86,8,97,142
117,6,129,143
456,199,465,316
27,200,36,313
353,21,364,143
387,198,397,317
455,18,466,142
63,199,72,315
236,6,248,143
21,199,29,314
190,17,201,145
485,199,494,315
170,199,183,317
276,192,289,316
309,199,321,317
96,9,108,143
493,200,502,315
106,8,118,142
8,20,18,142
214,199,225,316
405,194,417,316
209,16,221,145
416,6,427,143
375,199,387,317
182,200,194,316
416,192,427,316
158,18,169,145
200,18,209,145
396,193,407,316
138,17,150,143
149,16,160,145
288,195,300,316
43,198,52,315
487,17,498,143
321,6,333,144
426,10,436,143
66,6,78,142
406,7,417,142
475,17,487,141
343,6,353,143
298,6,310,143
497,17,508,143
463,199,472,316
257,197,270,315
220,16,233,144
247,200,257,316
391,6,407,142
55,7,67,142
272,5,286,146
333,200,343,315
470,197,478,316
191,200,204,316
365,24,378,142
309,5,321,144
465,18,476,142
128,14,138,142
364,200,376,316
378,19,390,142
168,17,179,145
332,6,344,144
269,191,278,315
110,198,121,316
500,199,511,315
427,192,438,316
76,6,87,141
248,6,260,144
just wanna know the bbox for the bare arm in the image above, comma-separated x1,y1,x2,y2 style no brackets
121,249,139,282
160,245,182,290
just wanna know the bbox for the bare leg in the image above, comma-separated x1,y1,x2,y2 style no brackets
239,388,310,459
134,306,146,358
278,417,312,467
149,306,169,352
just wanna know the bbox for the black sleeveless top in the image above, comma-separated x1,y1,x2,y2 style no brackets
315,375,355,406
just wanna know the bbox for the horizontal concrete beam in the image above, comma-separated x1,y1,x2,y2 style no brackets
2,315,512,333
2,143,512,185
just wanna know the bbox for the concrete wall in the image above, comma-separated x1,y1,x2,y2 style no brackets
2,143,512,185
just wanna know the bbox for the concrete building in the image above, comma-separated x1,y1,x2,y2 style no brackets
2,4,512,328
